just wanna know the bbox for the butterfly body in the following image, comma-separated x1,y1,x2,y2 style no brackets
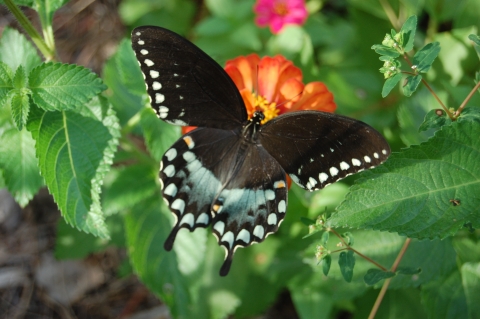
131,26,391,276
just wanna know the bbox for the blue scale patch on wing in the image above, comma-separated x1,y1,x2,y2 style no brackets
160,127,288,276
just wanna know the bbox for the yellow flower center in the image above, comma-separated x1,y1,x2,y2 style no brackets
274,2,289,16
254,95,279,124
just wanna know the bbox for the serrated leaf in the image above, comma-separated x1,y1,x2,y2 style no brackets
0,27,41,73
364,269,395,286
140,107,180,162
13,65,27,89
0,62,14,108
0,128,43,206
10,92,30,130
338,250,355,282
421,271,468,319
419,109,452,132
125,195,191,319
115,39,145,96
403,74,422,96
413,42,441,73
322,254,332,276
461,262,480,318
27,106,112,238
400,16,417,52
329,121,480,239
382,73,402,97
371,44,401,58
28,62,106,111
458,107,480,123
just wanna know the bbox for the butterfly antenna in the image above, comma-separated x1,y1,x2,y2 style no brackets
254,64,259,111
275,90,303,109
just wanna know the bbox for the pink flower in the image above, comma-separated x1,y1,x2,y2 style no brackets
254,0,308,34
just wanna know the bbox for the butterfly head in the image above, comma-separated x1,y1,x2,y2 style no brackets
251,111,265,124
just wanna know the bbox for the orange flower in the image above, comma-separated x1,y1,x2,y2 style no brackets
183,53,336,127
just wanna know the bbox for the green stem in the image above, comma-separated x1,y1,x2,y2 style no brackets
368,238,412,319
329,228,388,272
456,81,480,117
36,0,56,56
4,0,55,61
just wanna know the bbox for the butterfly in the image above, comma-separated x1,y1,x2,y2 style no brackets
131,26,390,276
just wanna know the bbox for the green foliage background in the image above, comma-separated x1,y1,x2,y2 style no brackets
0,0,479,318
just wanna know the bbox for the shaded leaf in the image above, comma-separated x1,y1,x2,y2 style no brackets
403,74,422,96
413,42,441,73
0,27,41,73
329,121,480,239
371,44,401,58
400,15,417,52
0,62,13,108
29,62,106,111
0,128,43,206
419,109,452,132
382,72,402,97
364,268,395,286
396,266,421,275
338,250,355,282
322,254,332,276
469,34,480,57
458,107,480,123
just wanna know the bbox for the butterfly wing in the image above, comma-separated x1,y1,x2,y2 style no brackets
132,26,247,129
258,110,391,190
160,127,287,276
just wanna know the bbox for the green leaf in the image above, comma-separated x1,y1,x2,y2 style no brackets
461,262,480,319
419,109,452,132
0,27,41,73
382,72,402,97
342,232,354,246
338,250,355,282
28,62,106,111
329,121,480,239
403,74,422,96
10,66,30,130
322,254,332,276
421,271,468,319
0,128,43,206
413,42,441,73
400,16,417,52
469,34,480,57
321,231,329,245
396,266,421,275
300,217,315,226
458,107,480,123
291,290,333,319
371,44,401,58
364,269,395,286
140,107,180,162
0,62,14,108
125,195,191,319
114,39,145,97
27,105,112,238
102,164,159,215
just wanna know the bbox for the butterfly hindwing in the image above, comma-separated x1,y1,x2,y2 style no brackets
258,111,391,190
159,127,287,276
132,26,247,130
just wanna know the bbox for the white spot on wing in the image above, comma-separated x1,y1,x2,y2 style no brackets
163,183,177,197
278,200,286,213
214,221,225,236
155,93,165,103
138,40,145,45
165,148,177,161
352,158,361,166
265,189,275,201
183,151,195,162
329,166,339,177
267,213,277,225
364,156,371,163
163,164,175,177
196,213,209,225
382,149,387,155
253,225,264,239
236,229,250,244
152,81,162,90
150,70,159,78
340,161,350,170
140,49,148,55
221,231,234,248
144,59,154,67
158,106,168,119
171,198,185,214
374,152,379,159
319,172,328,183
135,32,141,36
183,136,195,149
180,213,194,227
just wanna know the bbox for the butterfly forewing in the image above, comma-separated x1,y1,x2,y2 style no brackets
132,26,247,129
258,111,391,190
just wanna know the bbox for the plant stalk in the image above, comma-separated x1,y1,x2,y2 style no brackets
456,81,480,117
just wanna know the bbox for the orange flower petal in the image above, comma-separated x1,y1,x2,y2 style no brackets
225,64,246,91
258,56,281,101
277,78,304,113
292,82,336,112
239,88,256,118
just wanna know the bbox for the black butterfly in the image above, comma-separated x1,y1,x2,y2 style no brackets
131,26,390,276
